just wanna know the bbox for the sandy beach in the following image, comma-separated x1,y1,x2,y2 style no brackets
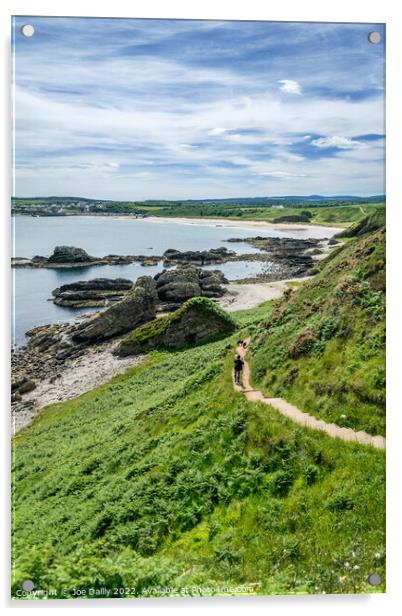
108,214,343,236
91,214,343,237
219,278,311,312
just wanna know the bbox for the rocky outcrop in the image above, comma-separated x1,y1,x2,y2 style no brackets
12,277,156,417
47,245,97,263
116,296,237,356
163,247,235,266
224,236,322,280
72,277,158,342
11,376,36,401
11,321,86,415
12,249,163,269
52,278,133,307
155,266,228,307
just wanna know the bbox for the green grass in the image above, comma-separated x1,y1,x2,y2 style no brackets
11,226,385,598
131,202,384,228
335,207,386,237
12,334,385,597
249,228,385,436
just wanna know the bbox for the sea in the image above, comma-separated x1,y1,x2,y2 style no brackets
12,216,337,345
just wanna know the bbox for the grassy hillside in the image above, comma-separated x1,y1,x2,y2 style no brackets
138,202,384,227
249,227,385,436
334,207,386,238
12,227,385,599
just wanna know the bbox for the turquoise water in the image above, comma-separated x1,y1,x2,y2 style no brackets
12,216,335,344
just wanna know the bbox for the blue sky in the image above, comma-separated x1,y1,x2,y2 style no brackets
12,17,385,199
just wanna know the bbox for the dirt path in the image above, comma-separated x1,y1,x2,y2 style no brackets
233,338,385,450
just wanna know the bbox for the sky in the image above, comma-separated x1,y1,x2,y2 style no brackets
12,17,385,200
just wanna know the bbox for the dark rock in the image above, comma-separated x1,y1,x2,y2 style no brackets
116,296,236,356
162,247,235,266
52,278,133,308
18,379,36,394
12,376,36,396
48,246,97,263
72,276,158,342
157,281,201,303
155,266,227,303
140,257,161,266
224,236,321,280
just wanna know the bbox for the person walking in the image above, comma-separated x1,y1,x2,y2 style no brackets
234,354,244,385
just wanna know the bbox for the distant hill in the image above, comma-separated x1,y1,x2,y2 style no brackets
143,195,385,206
12,194,385,205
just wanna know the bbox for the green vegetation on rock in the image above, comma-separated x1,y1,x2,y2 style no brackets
117,296,237,356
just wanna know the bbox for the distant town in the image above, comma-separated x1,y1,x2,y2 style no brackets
11,195,385,226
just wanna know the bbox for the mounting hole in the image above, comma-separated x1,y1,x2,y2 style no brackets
21,24,35,38
367,573,381,586
21,579,35,592
368,31,381,45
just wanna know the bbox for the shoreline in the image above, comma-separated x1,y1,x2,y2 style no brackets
13,340,144,433
14,213,342,235
219,278,311,312
111,214,343,235
12,277,310,433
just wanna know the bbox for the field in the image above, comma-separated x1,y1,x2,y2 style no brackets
11,197,385,228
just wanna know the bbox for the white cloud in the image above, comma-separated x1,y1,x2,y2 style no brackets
252,169,307,178
207,127,229,136
278,80,302,95
311,135,366,150
12,19,385,199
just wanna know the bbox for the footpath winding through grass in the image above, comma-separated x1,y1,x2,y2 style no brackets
11,223,386,598
12,327,385,597
233,339,385,449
